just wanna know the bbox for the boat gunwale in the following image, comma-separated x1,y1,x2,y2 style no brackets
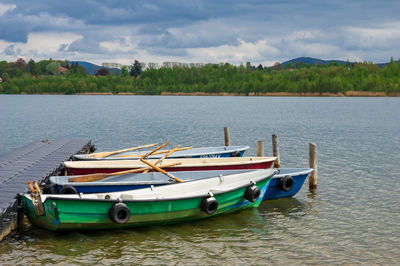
273,168,314,178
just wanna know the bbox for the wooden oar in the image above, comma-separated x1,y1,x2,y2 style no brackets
140,141,170,159
140,158,184,183
33,181,41,194
87,143,158,159
27,181,37,193
115,146,192,158
142,145,181,173
68,162,181,183
70,141,174,183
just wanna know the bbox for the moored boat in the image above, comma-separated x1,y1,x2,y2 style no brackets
64,157,276,175
22,169,276,231
73,145,249,160
50,167,311,200
262,168,314,200
50,169,277,194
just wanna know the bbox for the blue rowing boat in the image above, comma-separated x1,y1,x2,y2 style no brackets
262,168,314,200
73,145,249,160
49,168,312,200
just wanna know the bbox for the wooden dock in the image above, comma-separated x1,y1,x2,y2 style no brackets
0,139,93,241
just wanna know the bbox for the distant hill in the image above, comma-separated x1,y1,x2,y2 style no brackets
281,57,348,66
71,58,394,74
69,61,122,75
281,57,394,67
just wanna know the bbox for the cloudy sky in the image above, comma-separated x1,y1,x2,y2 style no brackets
0,0,399,66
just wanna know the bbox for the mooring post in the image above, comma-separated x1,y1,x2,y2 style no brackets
257,140,264,157
272,134,280,168
224,127,230,146
309,142,317,191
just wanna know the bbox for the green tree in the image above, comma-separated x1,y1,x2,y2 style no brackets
15,58,27,71
59,80,74,94
1,72,10,82
46,62,61,75
121,66,130,77
130,60,143,77
88,82,98,92
76,80,88,92
95,68,110,76
28,59,38,75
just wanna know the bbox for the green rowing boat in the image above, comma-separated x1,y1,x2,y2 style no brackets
22,169,276,230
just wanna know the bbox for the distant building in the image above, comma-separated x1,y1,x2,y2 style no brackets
59,67,68,74
102,62,122,69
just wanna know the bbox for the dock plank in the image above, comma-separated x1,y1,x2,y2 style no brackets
0,139,93,240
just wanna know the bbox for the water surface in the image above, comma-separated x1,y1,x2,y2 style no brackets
0,95,399,264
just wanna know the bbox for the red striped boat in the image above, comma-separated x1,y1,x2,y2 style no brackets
64,157,276,175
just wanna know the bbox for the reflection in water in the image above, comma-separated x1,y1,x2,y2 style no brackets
259,197,312,217
3,204,309,264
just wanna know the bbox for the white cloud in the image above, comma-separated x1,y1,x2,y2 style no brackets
0,32,83,61
271,30,342,60
344,22,400,50
0,1,399,65
150,18,245,49
186,39,280,65
284,30,320,42
29,32,83,53
0,3,16,16
100,37,136,52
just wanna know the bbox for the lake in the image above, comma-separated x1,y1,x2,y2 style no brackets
0,95,399,264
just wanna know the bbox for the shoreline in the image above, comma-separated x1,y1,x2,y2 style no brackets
160,91,399,97
4,91,400,97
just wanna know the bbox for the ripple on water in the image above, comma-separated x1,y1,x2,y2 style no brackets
0,96,399,264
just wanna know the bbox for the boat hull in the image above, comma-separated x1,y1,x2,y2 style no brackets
23,178,271,231
73,145,249,161
65,157,275,175
262,168,313,200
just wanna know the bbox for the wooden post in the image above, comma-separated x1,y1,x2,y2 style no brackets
257,140,264,157
309,142,317,191
272,134,280,168
17,209,25,232
224,127,230,146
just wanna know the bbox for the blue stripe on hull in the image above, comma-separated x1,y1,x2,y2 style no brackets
262,173,308,200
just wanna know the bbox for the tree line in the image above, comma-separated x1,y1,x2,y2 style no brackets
0,57,399,95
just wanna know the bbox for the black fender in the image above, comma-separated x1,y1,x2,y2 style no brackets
244,185,261,202
279,175,294,192
59,185,78,194
200,197,218,215
109,202,131,224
